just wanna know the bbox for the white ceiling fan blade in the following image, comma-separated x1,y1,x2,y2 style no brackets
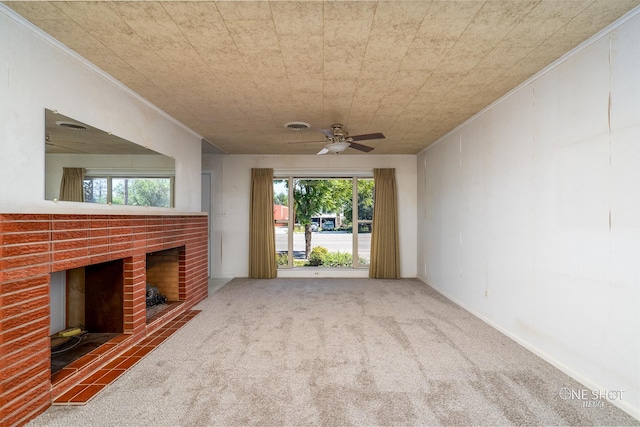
318,128,334,138
286,140,326,145
317,147,329,155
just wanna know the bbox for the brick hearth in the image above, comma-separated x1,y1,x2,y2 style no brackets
0,214,208,426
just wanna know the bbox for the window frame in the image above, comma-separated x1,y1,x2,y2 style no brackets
274,172,373,269
83,172,175,208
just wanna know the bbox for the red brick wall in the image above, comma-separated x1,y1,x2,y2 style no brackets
0,214,208,426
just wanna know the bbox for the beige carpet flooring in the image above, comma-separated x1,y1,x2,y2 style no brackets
29,278,638,426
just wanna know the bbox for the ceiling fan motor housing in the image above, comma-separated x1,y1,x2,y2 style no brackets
330,123,347,138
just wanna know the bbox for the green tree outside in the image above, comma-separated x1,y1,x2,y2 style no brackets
112,178,171,207
294,179,338,257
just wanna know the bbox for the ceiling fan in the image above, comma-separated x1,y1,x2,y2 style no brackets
288,123,385,154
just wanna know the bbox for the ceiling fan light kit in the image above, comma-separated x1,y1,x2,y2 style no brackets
324,141,350,154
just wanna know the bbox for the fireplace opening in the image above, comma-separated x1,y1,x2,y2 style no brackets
49,259,124,375
145,247,183,322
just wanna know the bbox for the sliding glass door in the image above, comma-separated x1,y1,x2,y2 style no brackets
274,176,373,269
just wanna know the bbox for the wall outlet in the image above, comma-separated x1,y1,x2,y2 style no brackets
484,290,489,297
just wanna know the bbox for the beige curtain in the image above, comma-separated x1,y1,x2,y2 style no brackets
249,168,277,278
369,168,400,279
59,167,85,202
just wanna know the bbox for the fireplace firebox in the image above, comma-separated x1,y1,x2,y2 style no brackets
50,259,125,374
145,247,183,321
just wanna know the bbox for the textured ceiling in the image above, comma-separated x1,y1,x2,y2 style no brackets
5,1,640,155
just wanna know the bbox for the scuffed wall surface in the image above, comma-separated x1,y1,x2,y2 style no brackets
417,13,640,419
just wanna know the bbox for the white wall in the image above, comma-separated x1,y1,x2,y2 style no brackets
0,6,202,213
418,11,640,419
202,154,417,279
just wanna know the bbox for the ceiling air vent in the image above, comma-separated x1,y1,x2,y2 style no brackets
56,121,87,131
284,121,310,130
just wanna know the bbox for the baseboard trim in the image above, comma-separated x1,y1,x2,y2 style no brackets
277,269,370,279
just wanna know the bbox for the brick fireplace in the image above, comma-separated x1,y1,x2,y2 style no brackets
0,214,209,426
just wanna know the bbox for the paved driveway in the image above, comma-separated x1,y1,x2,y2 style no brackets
275,229,370,260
